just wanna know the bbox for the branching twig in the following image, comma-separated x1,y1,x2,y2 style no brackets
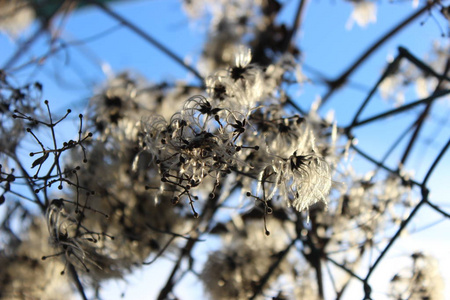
422,138,450,186
347,89,450,129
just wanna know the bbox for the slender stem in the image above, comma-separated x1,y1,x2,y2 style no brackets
1,188,36,203
422,138,450,186
69,264,88,300
398,47,450,82
425,198,450,218
143,223,204,265
3,0,71,71
302,63,371,91
142,236,176,265
157,238,196,300
400,101,433,167
325,261,339,296
373,120,416,175
349,53,403,128
315,252,325,299
286,96,306,115
326,256,364,283
350,144,422,187
90,0,203,82
10,154,45,211
297,214,325,299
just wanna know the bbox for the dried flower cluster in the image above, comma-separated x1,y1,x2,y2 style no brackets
0,0,448,299
138,47,332,219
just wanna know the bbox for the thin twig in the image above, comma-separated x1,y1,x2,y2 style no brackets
326,256,365,283
10,154,46,211
347,89,450,129
350,144,422,187
398,47,450,82
2,22,48,70
373,120,416,175
425,198,450,218
69,264,88,300
349,53,403,128
422,138,450,186
157,237,196,300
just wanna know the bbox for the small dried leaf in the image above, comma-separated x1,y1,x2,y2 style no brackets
31,152,49,168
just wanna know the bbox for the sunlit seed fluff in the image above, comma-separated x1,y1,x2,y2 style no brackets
206,46,264,114
251,115,332,211
346,0,377,29
46,200,102,273
284,153,331,211
234,45,252,68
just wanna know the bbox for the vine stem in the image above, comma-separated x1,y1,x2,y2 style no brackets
422,138,450,186
347,89,450,129
9,154,46,212
349,144,422,187
69,264,88,300
425,197,450,218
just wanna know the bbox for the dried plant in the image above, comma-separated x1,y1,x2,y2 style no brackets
0,0,449,299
